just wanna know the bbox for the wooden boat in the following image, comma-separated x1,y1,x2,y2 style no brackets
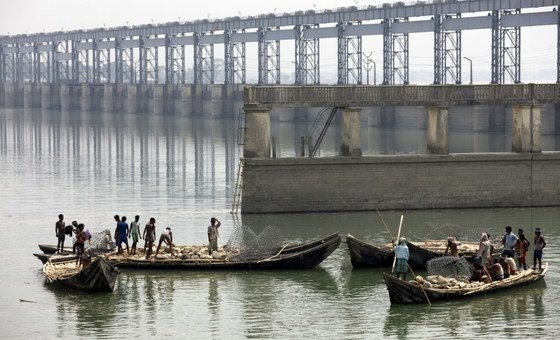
107,232,341,270
34,252,77,264
38,244,73,255
383,263,548,304
42,257,119,293
346,234,394,268
346,234,480,268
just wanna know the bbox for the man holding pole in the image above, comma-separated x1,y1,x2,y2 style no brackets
394,237,409,280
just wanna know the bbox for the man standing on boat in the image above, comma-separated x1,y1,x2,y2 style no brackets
115,216,130,255
501,226,518,258
533,228,546,271
55,214,66,254
208,217,221,255
394,237,409,281
143,217,156,259
128,215,141,256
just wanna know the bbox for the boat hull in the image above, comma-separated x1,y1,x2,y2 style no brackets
43,257,119,293
108,233,341,270
383,264,548,304
346,234,393,268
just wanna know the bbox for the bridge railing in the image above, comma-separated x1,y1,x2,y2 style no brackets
244,84,560,107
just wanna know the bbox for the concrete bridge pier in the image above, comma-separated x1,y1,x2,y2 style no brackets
126,84,138,114
153,84,165,114
180,85,192,116
103,84,114,113
41,83,51,109
340,107,362,157
23,83,34,108
81,84,91,111
4,83,16,108
512,104,541,153
60,84,70,111
427,106,449,154
243,104,271,158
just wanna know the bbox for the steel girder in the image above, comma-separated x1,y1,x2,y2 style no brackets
337,22,363,85
558,8,560,84
225,29,246,84
434,14,462,84
0,46,4,82
121,44,136,83
383,18,409,85
194,32,214,85
258,27,281,85
22,45,35,82
492,10,521,84
94,41,112,83
168,35,185,84
295,24,320,85
77,45,90,83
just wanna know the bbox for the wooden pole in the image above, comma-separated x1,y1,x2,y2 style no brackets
407,264,432,306
391,215,404,273
376,209,395,245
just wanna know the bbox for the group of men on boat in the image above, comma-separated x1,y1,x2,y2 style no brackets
393,225,547,283
55,214,223,262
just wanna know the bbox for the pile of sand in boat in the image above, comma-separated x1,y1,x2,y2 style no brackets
411,275,485,289
107,245,231,261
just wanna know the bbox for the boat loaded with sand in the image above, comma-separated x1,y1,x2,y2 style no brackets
346,234,481,268
106,232,342,270
383,256,548,304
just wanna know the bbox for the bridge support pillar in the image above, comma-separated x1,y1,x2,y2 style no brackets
340,107,362,157
60,84,70,111
180,85,192,116
427,106,449,154
81,84,91,111
23,83,34,108
4,83,16,108
41,83,52,109
512,104,541,153
243,104,271,158
103,84,114,113
126,84,138,114
154,84,164,115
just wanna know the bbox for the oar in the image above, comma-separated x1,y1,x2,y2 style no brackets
391,215,404,274
407,264,432,307
376,209,395,245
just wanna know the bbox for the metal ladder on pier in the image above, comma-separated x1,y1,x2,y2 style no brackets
231,158,245,215
306,107,339,157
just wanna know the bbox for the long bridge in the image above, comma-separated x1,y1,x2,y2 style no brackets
0,0,559,87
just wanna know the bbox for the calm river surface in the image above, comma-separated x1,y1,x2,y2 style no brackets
0,107,559,339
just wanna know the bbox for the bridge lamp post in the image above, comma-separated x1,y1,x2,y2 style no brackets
463,57,473,85
363,52,376,85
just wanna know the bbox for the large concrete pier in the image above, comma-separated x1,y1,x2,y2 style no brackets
241,153,560,213
0,82,244,115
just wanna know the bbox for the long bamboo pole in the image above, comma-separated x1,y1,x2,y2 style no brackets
407,264,432,306
376,209,395,245
391,215,404,273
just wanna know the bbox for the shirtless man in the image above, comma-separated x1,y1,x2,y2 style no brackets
444,237,458,257
143,217,156,259
55,214,66,254
533,228,547,271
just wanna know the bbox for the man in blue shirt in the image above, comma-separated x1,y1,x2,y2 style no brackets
114,215,130,255
394,237,409,280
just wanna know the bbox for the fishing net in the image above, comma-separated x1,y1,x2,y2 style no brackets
414,223,500,243
426,256,475,282
81,229,116,255
224,224,285,261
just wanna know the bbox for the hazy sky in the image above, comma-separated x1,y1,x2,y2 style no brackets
0,0,556,83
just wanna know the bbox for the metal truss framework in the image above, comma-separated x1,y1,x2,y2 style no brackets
337,22,363,85
195,32,214,85
225,29,246,84
295,24,320,85
383,18,409,85
492,9,521,84
141,36,159,84
168,35,185,84
434,14,462,84
258,27,281,85
121,43,136,84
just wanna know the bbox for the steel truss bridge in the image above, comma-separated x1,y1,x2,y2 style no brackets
0,0,558,86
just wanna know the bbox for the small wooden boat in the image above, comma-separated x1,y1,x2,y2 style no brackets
383,263,548,304
42,257,119,293
34,252,77,264
346,234,480,268
346,234,394,268
107,233,341,270
38,244,73,255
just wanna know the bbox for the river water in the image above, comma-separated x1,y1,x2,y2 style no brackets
0,107,559,339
